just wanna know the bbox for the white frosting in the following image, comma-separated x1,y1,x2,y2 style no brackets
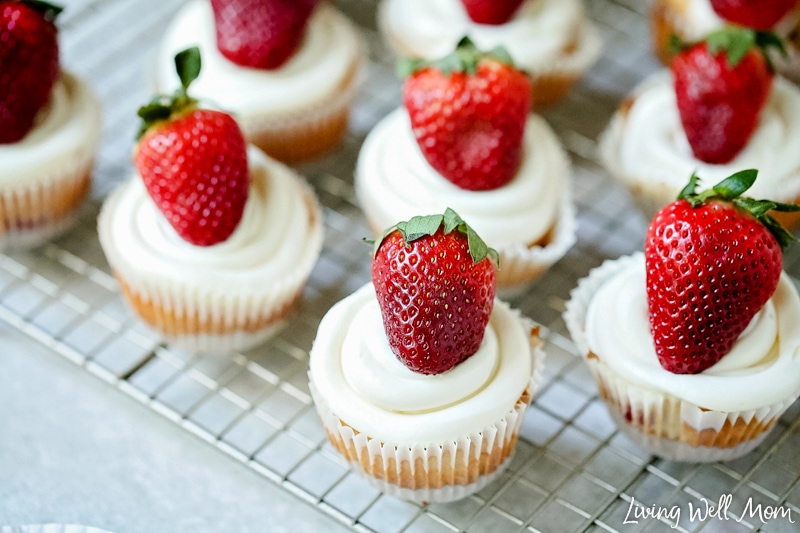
582,254,800,412
600,71,800,202
379,0,594,73
355,108,568,250
102,146,322,290
310,283,535,443
155,0,362,116
0,71,102,185
667,0,725,40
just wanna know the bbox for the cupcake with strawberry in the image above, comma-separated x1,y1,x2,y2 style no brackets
153,0,364,163
309,209,545,502
564,170,800,462
378,0,601,108
99,48,323,353
651,0,800,81
356,39,576,293
600,27,800,226
0,0,102,249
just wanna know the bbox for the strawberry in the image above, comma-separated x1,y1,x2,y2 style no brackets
0,0,61,144
460,0,525,25
710,0,798,31
210,0,318,70
400,37,531,191
671,27,782,164
371,208,499,375
645,169,799,374
134,47,249,247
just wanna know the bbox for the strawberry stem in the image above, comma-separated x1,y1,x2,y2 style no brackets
22,0,63,21
705,25,786,69
677,170,800,249
370,208,500,266
397,36,516,78
136,47,202,139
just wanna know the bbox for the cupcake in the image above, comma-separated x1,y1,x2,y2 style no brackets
650,0,800,82
378,0,601,107
153,0,364,163
0,1,102,249
564,171,800,462
355,40,575,294
309,210,545,502
99,48,323,353
600,29,800,226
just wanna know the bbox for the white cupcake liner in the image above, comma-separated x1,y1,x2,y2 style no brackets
496,187,576,297
310,380,534,503
309,334,546,503
564,254,796,462
98,175,323,354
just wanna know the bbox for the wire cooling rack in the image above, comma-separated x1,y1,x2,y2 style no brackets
3,0,800,531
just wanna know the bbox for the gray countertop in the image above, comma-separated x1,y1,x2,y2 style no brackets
0,322,348,533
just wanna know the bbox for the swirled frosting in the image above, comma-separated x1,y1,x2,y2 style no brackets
155,0,361,116
600,71,800,202
581,254,800,412
379,0,595,73
101,146,322,291
0,72,102,185
309,283,535,443
355,108,568,249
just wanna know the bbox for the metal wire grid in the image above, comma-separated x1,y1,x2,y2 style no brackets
2,0,799,532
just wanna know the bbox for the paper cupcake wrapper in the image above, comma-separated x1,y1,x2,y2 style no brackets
0,145,97,250
310,338,546,503
236,46,365,162
99,177,323,354
496,187,576,297
564,254,795,461
311,381,534,504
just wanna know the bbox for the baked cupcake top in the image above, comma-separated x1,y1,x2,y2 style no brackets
1,72,101,184
573,253,800,412
600,71,800,201
101,145,322,292
310,283,536,443
379,0,598,74
356,108,567,249
155,0,361,116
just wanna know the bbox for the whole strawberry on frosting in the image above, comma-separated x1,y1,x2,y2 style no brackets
710,0,798,31
671,27,784,165
210,0,318,70
400,37,531,191
135,47,249,247
460,0,525,25
371,208,499,375
645,169,800,374
0,0,62,144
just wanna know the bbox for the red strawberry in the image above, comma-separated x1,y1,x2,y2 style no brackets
210,0,318,70
371,209,499,375
710,0,798,31
0,0,61,144
671,28,779,164
135,47,249,247
461,0,525,25
645,169,799,374
401,37,531,191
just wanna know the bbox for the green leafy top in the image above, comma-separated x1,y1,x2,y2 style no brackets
370,208,500,266
23,0,63,21
678,169,800,249
136,47,202,139
397,36,516,78
671,26,786,70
